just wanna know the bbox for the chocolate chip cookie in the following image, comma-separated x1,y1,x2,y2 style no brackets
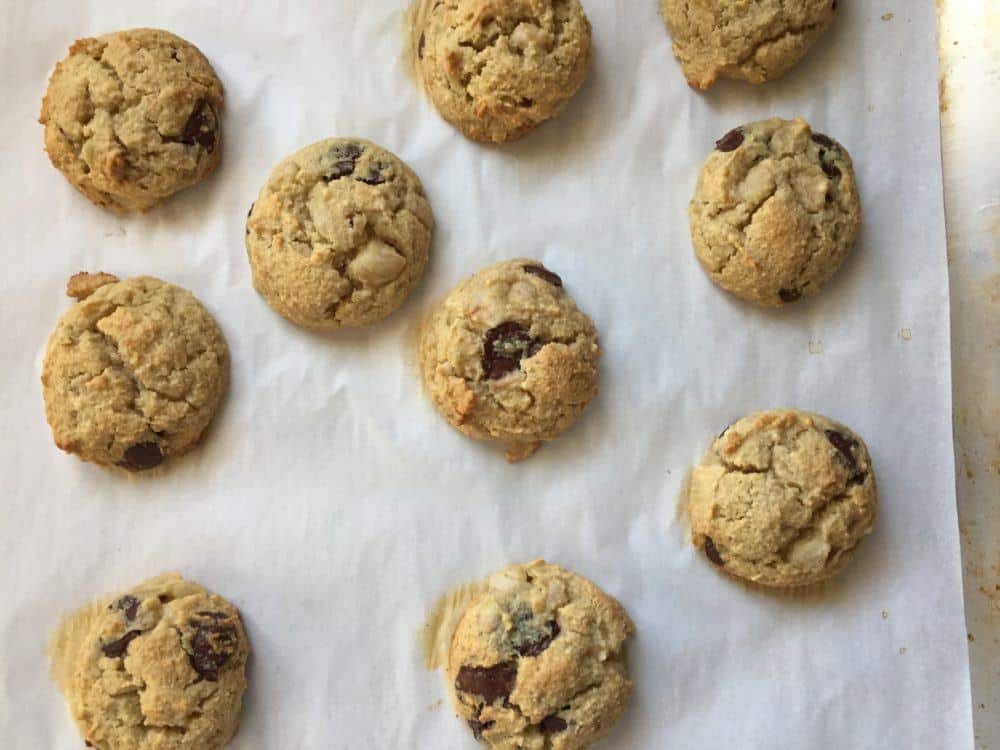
660,0,836,89
689,117,861,307
246,138,434,330
415,0,592,142
51,573,248,750
689,409,878,588
419,259,599,462
41,273,229,472
447,560,634,749
40,28,223,213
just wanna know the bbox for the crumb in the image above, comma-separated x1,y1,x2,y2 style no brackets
808,340,824,355
898,647,907,655
899,328,912,341
881,610,889,619
882,12,895,21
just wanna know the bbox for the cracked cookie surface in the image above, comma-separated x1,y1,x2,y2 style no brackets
40,28,223,213
415,0,592,143
447,560,633,750
41,273,229,472
660,0,836,89
689,117,861,307
688,409,878,588
52,573,248,750
246,137,434,330
419,259,599,462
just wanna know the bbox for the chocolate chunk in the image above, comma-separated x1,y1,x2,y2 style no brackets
513,619,560,658
187,611,239,681
455,663,518,703
481,322,542,380
821,161,842,179
357,162,389,185
811,133,837,150
523,265,563,287
715,128,744,152
778,288,802,303
418,32,426,59
180,101,217,152
468,718,494,740
539,715,568,734
825,430,858,469
323,143,364,182
704,536,725,566
101,630,142,658
118,442,163,472
112,595,140,620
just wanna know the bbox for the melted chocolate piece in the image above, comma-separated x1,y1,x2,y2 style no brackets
186,611,239,681
715,128,744,152
112,595,140,620
779,288,802,303
118,442,163,472
704,536,725,566
539,715,568,734
101,630,142,658
180,101,217,151
323,143,364,182
481,322,542,380
523,265,563,287
455,663,518,703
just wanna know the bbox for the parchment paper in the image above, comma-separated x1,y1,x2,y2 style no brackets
0,1,974,747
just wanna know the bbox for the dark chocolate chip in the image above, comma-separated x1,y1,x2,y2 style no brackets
112,595,140,620
821,161,842,179
778,288,802,303
481,322,542,380
418,32,426,59
323,143,364,182
704,536,725,566
187,611,239,682
513,620,560,658
118,442,164,472
715,128,744,152
357,162,390,185
468,718,494,740
455,663,518,703
523,265,563,287
539,715,568,734
101,630,142,658
811,133,837,150
180,101,217,152
824,430,858,472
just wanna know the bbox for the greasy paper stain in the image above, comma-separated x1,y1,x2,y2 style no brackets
47,598,106,696
420,579,490,670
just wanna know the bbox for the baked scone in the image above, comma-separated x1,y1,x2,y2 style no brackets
419,259,599,461
689,409,878,588
246,137,434,330
40,28,223,212
51,573,248,750
660,0,836,89
448,560,633,749
415,0,592,142
41,273,229,472
689,117,861,307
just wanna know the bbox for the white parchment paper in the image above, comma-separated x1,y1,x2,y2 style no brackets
0,1,974,747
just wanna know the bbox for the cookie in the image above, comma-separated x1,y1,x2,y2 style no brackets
54,573,248,750
40,28,223,213
246,138,434,330
447,560,633,750
660,0,836,89
419,259,599,462
41,273,229,472
688,117,861,307
688,409,878,588
415,0,592,143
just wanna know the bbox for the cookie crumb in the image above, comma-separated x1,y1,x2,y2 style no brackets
881,12,894,21
66,272,118,301
900,328,913,341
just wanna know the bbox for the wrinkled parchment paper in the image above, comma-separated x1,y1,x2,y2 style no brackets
0,1,974,746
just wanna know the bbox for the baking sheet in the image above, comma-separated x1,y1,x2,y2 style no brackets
0,1,975,747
